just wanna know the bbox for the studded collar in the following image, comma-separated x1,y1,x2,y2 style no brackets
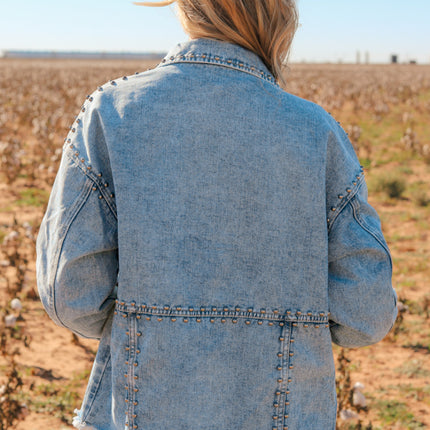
158,37,279,87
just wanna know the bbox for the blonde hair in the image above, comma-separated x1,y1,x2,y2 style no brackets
135,0,298,86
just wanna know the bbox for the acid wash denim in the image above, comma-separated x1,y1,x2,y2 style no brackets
36,38,397,430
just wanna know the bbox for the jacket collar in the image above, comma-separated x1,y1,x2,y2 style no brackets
158,38,278,87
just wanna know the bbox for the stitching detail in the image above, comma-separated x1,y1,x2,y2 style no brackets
50,179,94,331
64,148,117,221
327,169,365,232
114,301,330,325
350,197,393,270
158,52,278,87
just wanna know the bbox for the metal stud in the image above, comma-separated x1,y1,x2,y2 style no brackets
221,318,226,323
245,320,251,325
210,318,215,323
157,318,162,322
136,315,141,320
133,363,138,367
92,186,97,191
232,319,237,324
338,195,344,199
183,318,189,323
304,324,309,328
137,332,142,337
171,318,177,322
196,318,202,323
146,316,151,321
257,321,263,325
289,352,294,357
99,195,103,200
331,207,336,212
346,188,352,193
98,172,102,177
268,322,274,326
279,337,285,342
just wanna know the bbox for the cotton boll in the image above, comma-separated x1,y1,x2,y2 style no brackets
339,409,359,420
11,298,23,312
353,389,367,408
5,314,17,327
353,382,367,408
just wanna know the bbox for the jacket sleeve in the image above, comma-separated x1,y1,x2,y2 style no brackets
36,90,118,340
326,121,397,348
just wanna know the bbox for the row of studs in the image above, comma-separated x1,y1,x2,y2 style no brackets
124,317,140,429
115,311,330,329
159,52,278,86
326,166,365,227
115,300,330,321
63,95,117,217
272,326,294,430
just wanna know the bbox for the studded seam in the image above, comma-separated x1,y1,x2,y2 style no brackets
326,166,365,231
158,52,278,87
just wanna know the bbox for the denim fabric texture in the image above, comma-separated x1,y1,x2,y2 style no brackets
36,38,398,430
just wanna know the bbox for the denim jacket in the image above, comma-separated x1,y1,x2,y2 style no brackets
36,38,397,430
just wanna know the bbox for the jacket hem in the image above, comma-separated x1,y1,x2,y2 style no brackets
73,409,96,430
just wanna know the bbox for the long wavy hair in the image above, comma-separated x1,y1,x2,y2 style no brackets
135,0,298,86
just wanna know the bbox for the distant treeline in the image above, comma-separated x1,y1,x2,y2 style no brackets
1,50,166,60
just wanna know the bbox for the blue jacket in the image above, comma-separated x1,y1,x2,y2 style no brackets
36,38,397,430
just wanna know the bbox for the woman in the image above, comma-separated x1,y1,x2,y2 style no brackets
36,1,397,429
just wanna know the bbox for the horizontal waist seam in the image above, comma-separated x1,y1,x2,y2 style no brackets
115,301,329,324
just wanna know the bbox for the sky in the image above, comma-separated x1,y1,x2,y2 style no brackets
1,0,429,64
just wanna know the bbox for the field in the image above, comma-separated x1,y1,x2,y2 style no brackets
0,58,429,429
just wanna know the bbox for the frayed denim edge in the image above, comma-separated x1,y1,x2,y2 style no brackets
73,409,96,430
